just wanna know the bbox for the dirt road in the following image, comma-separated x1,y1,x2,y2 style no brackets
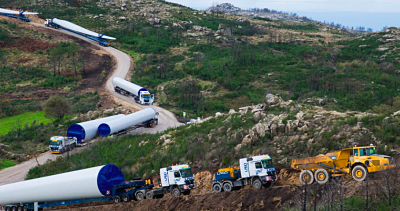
0,22,182,185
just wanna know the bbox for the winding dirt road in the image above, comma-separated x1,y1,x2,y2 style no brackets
0,22,182,185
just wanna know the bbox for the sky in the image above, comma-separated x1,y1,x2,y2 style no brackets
166,0,400,31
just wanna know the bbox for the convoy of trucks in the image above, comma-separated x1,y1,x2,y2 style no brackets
49,136,77,154
291,145,396,184
112,77,155,105
0,164,196,211
212,154,277,193
1,6,399,211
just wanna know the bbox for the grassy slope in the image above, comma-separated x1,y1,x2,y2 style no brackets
0,111,51,135
0,159,16,169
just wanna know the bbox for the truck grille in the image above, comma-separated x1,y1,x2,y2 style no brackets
267,171,276,176
185,180,195,185
387,157,395,165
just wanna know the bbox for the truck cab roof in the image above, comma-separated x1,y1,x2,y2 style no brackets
161,164,190,171
242,154,272,162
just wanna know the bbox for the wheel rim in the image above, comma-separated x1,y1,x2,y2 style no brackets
214,185,221,191
318,172,325,180
303,174,310,181
356,170,363,178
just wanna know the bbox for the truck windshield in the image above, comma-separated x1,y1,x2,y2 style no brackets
49,141,60,146
366,147,375,155
142,94,150,99
262,160,274,168
180,169,193,178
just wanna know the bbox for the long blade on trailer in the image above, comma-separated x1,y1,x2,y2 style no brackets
0,8,38,15
52,18,116,40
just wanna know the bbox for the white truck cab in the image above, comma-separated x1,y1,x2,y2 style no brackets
240,154,276,182
159,164,196,196
139,91,154,105
49,136,77,154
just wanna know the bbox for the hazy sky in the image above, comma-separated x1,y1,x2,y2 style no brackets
166,0,400,31
166,0,400,13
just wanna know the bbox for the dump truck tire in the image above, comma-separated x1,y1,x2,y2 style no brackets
315,169,329,184
213,183,222,193
352,165,368,181
300,170,314,185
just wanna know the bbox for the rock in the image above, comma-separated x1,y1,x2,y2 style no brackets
270,124,278,136
357,122,363,128
71,116,79,121
254,103,268,111
318,98,326,105
235,144,242,151
394,110,400,116
119,16,126,20
296,111,304,120
229,109,236,114
193,25,203,31
139,140,148,147
265,94,281,106
154,18,161,24
163,139,172,146
253,122,270,137
241,135,252,144
215,112,224,117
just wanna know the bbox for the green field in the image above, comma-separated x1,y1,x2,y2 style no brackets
0,111,52,135
0,160,16,169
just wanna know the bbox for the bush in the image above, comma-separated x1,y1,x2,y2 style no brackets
44,95,71,119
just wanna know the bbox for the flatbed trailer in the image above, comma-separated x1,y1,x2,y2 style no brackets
45,19,111,46
0,13,30,22
4,180,154,211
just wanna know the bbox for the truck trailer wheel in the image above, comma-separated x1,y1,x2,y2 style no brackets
113,196,121,204
253,179,262,189
300,170,314,185
146,191,154,199
223,183,233,192
352,165,368,181
136,192,145,201
315,169,330,184
171,187,181,197
212,183,222,193
122,194,131,202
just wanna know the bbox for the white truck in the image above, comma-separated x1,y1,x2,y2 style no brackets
144,164,196,199
212,154,277,193
112,77,154,105
49,136,77,154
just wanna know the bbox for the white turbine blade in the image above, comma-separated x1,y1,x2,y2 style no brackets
0,8,38,15
52,18,116,40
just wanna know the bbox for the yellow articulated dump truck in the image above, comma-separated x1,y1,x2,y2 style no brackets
291,145,396,184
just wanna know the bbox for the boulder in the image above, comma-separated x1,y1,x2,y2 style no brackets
265,94,281,106
252,122,270,137
270,124,278,136
228,109,236,114
241,135,252,145
193,25,203,31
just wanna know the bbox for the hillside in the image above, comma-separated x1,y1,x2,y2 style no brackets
2,0,400,210
0,15,116,166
